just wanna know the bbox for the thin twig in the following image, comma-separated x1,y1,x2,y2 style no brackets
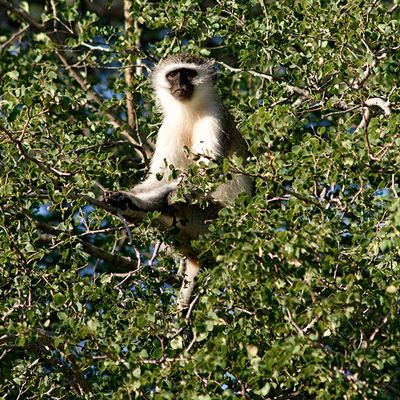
79,226,129,236
1,126,71,177
286,308,305,337
58,47,149,154
148,241,162,266
185,293,200,321
391,174,398,198
185,331,197,353
117,211,133,243
0,25,29,51
113,252,142,288
218,60,311,98
368,308,392,342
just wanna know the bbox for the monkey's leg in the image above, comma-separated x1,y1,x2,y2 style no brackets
177,256,200,310
177,258,186,278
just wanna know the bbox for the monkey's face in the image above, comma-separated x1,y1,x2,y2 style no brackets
166,68,197,101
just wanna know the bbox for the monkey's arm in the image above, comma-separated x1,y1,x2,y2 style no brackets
104,176,179,211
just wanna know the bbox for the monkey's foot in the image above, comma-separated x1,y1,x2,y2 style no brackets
103,191,137,211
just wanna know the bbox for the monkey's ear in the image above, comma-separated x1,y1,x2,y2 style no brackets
209,61,219,82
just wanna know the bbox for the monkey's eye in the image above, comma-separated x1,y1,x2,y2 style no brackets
166,70,178,79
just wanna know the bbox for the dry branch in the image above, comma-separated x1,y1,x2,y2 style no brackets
354,97,392,161
123,0,137,130
0,0,46,31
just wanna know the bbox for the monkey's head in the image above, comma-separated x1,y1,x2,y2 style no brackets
151,53,217,112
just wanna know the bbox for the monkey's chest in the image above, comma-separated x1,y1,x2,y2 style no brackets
158,117,220,170
155,127,193,171
170,131,194,169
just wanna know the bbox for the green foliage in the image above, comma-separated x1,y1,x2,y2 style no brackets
1,0,400,398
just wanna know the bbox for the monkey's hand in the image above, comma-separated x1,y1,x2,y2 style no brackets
103,191,139,211
104,186,174,211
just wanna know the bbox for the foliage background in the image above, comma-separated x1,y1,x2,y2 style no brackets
1,0,400,398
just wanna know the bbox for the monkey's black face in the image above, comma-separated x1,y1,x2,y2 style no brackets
166,68,197,101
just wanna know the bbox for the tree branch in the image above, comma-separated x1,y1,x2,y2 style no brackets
218,60,310,98
285,307,305,337
81,241,138,271
0,0,46,32
0,24,29,51
55,50,146,157
0,330,90,395
354,97,392,161
123,0,138,130
1,0,149,159
36,220,139,272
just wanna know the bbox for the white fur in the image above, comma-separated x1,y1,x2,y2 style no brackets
148,61,222,177
126,57,251,210
149,108,222,174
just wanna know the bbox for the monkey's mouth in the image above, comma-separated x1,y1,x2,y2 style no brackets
173,88,193,100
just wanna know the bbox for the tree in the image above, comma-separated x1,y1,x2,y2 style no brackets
1,0,399,398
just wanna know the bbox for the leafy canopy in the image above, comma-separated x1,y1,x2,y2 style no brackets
1,0,400,399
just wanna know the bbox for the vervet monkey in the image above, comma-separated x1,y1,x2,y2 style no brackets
105,53,252,308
